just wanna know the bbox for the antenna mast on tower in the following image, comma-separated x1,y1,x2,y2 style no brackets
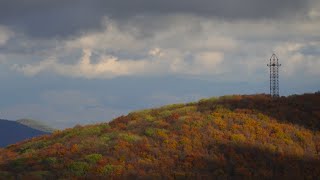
267,53,281,98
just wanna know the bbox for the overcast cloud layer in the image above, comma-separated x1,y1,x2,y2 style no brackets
0,0,319,129
0,0,312,37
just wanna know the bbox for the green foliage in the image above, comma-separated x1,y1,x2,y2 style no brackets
19,140,52,153
257,113,269,121
130,109,152,115
275,131,293,144
144,127,168,140
231,134,246,143
100,164,114,175
85,154,103,164
128,109,152,120
199,97,218,104
68,161,89,176
145,114,155,122
155,128,169,140
119,133,141,142
66,125,102,139
76,126,102,136
159,110,172,119
0,171,14,179
174,106,197,115
9,158,27,171
99,123,111,130
159,103,185,111
144,128,156,137
100,134,112,143
25,171,51,179
43,157,57,165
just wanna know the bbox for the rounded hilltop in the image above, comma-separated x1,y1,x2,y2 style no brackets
0,93,319,179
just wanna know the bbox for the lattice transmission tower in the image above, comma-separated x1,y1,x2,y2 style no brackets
267,53,281,98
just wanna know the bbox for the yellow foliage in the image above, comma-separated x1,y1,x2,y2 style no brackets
231,134,246,143
213,118,227,130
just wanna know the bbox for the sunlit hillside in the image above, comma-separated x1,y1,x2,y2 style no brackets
0,93,319,179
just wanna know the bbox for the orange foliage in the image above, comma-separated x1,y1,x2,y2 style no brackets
0,93,319,179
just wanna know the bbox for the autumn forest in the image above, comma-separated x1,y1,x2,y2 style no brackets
0,93,320,179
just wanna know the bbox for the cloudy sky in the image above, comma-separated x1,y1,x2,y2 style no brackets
0,0,319,129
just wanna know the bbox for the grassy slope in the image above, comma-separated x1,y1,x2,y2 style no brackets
0,93,319,179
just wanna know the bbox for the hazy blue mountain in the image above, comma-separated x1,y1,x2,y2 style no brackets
0,119,49,147
16,118,55,133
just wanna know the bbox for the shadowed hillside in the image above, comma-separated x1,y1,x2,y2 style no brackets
0,93,319,179
0,120,49,148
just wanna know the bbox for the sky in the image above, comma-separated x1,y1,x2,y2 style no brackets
0,0,319,129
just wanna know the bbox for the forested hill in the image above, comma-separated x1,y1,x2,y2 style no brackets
0,93,320,179
0,119,49,148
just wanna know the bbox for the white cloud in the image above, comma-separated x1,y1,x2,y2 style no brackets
13,49,151,78
0,25,14,46
170,51,224,75
308,0,320,20
12,57,56,76
309,9,320,19
65,18,145,52
7,14,320,81
11,16,233,79
14,48,225,78
274,42,320,77
195,52,224,68
149,48,164,57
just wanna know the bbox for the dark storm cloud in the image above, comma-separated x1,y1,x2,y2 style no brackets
0,0,105,37
0,0,310,38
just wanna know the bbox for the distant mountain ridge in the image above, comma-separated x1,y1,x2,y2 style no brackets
0,119,49,148
16,118,55,133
